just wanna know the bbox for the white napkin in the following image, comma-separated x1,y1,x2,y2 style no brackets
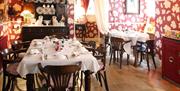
34,41,43,47
29,48,41,55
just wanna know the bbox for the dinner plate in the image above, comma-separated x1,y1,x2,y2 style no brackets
43,8,50,15
33,0,39,3
49,8,56,15
39,0,45,3
36,7,44,14
46,0,54,3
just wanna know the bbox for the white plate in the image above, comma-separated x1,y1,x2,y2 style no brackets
49,8,56,15
33,0,39,3
39,0,45,3
36,7,44,14
43,8,50,15
46,0,54,3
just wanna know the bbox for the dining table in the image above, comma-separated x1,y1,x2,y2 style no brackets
17,38,101,91
109,30,150,55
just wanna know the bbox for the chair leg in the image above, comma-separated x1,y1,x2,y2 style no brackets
2,76,6,91
109,50,113,65
119,52,123,69
146,54,150,71
97,72,102,86
151,54,156,69
10,78,15,91
117,51,119,62
5,77,12,91
80,71,84,91
103,71,109,91
113,51,116,63
127,54,129,65
134,52,139,67
139,52,143,65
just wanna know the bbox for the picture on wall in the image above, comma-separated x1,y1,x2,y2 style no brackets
125,0,140,14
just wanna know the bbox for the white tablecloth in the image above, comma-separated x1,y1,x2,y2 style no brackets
17,39,100,77
109,30,149,55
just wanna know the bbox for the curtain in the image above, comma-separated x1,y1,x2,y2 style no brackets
81,0,90,13
94,0,109,34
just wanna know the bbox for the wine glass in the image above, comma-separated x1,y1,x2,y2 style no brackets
44,20,50,26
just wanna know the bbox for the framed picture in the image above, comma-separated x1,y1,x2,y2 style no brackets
125,0,140,14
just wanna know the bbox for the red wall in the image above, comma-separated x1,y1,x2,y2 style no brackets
108,0,180,60
109,0,148,31
155,0,180,59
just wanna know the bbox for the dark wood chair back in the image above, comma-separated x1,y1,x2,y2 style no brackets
0,48,23,91
95,44,106,69
146,40,155,54
11,40,30,51
110,37,124,50
38,62,81,91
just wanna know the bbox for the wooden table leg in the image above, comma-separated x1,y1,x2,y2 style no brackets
26,74,35,91
84,70,91,91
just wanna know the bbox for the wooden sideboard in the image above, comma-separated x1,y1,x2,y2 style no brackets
21,26,69,41
162,37,180,84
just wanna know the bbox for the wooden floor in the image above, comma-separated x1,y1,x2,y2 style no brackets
0,55,179,91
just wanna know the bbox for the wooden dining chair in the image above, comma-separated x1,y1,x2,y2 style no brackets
109,37,130,68
81,43,109,91
104,34,111,56
94,44,109,91
11,40,30,58
0,48,26,91
134,40,156,71
80,41,96,55
37,62,81,91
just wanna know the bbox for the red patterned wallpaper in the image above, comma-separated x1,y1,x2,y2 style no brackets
67,1,98,38
109,0,149,31
67,2,75,38
155,0,180,59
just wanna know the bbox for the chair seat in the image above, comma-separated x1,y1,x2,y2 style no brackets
18,52,26,58
97,60,104,70
6,63,19,75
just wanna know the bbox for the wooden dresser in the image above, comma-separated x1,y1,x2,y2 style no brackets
162,37,180,84
21,25,69,41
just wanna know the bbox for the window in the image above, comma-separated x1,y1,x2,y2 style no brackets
86,0,95,15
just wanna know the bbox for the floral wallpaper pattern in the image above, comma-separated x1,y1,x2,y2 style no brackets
1,0,180,60
108,0,148,31
108,0,180,60
155,0,180,59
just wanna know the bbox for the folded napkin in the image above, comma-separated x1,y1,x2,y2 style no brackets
34,41,43,47
29,48,41,55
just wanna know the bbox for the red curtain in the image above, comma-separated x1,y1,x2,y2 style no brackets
81,0,90,13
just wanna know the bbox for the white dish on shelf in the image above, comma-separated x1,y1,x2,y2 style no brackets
39,0,45,3
46,0,54,3
49,8,56,15
33,0,39,3
36,7,44,14
43,7,50,15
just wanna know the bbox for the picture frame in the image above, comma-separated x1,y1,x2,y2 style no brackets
125,0,140,14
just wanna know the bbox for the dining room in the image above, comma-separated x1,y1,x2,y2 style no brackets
0,0,180,91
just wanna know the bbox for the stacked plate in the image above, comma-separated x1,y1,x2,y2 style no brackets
33,0,55,3
36,6,56,15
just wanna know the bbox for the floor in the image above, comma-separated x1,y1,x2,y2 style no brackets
91,55,180,91
0,42,179,91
